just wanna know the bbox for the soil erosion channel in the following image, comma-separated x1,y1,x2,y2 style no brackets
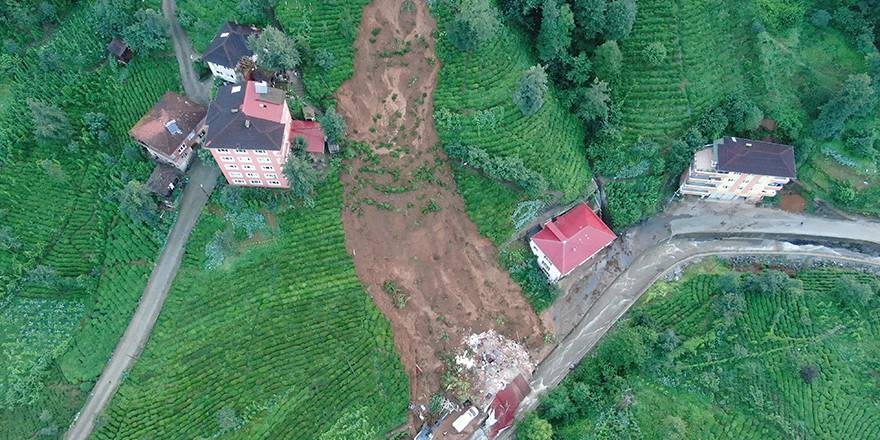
335,0,545,408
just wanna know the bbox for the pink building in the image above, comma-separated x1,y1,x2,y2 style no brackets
204,81,292,188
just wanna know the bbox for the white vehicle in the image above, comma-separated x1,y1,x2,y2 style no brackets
452,406,480,433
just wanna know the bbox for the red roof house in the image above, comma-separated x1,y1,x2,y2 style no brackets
290,120,326,157
529,203,616,282
485,374,530,438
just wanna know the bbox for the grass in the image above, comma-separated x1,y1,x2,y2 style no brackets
0,1,182,437
534,265,880,439
93,174,410,439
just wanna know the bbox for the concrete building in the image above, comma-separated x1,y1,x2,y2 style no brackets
129,92,207,171
679,137,797,202
530,203,617,283
202,22,260,83
204,81,292,188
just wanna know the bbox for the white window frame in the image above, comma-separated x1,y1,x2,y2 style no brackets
238,156,252,163
229,172,243,178
224,164,239,170
257,157,271,164
268,180,281,186
232,179,246,184
264,173,278,179
261,165,274,171
246,172,259,178
242,164,255,170
249,179,263,185
255,150,268,155
220,156,234,162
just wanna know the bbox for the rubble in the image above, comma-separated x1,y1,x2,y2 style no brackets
454,330,533,405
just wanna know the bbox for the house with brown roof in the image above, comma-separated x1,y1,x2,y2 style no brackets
106,37,133,64
204,81,293,188
679,137,797,202
129,92,207,171
203,22,260,83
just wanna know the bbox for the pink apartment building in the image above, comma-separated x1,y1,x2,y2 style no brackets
204,81,293,188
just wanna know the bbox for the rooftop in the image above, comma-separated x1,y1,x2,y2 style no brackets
714,137,797,178
531,203,617,276
146,163,183,197
291,120,326,154
129,92,207,156
202,22,260,67
204,81,290,151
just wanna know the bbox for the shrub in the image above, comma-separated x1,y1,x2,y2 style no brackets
315,49,335,72
723,92,763,132
27,99,72,145
541,384,575,422
642,41,667,66
754,0,807,31
116,180,158,227
799,365,819,384
832,181,856,204
513,65,549,116
446,143,548,195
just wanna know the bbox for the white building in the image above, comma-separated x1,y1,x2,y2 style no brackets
202,22,260,83
679,137,797,202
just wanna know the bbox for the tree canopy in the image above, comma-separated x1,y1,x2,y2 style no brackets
282,151,320,207
537,0,575,63
319,107,347,144
27,99,71,145
448,0,500,51
513,65,549,116
248,26,301,72
603,0,637,40
123,9,169,53
813,74,876,139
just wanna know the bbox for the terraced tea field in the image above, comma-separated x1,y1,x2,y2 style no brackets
431,2,591,243
0,1,182,436
93,175,409,439
539,265,880,439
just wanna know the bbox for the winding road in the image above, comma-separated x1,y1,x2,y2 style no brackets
490,202,880,439
64,4,218,439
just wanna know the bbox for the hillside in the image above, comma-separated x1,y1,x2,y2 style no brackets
0,1,184,437
92,175,410,439
528,262,880,439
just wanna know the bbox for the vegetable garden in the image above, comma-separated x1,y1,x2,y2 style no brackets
0,1,181,437
93,174,410,439
527,262,880,439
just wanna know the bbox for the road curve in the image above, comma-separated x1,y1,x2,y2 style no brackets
496,238,880,439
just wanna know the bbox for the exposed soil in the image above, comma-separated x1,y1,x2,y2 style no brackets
779,190,807,213
335,0,545,415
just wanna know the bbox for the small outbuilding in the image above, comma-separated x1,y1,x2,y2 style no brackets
146,163,183,197
484,374,530,438
106,38,133,64
529,203,617,283
291,120,327,159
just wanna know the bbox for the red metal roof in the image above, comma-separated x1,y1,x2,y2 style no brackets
291,120,326,154
488,374,530,438
242,81,289,123
531,203,616,277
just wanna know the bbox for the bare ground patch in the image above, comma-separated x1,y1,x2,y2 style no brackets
335,0,546,413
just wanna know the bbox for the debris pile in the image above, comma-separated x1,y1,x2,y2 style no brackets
455,330,533,404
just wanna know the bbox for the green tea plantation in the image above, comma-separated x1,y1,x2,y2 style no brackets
528,263,880,439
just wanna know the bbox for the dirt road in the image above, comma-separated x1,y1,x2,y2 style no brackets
161,0,211,104
335,0,545,405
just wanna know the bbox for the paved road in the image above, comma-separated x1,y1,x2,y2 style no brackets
65,159,219,440
161,0,211,104
487,238,880,439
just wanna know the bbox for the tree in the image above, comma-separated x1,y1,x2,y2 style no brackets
283,152,320,206
516,413,553,440
123,9,169,53
696,107,728,141
319,107,347,144
754,0,807,31
642,41,667,65
831,275,875,311
248,26,301,72
82,112,111,144
116,181,158,226
572,0,607,39
237,0,271,23
448,0,500,51
658,328,681,353
564,51,592,85
28,99,71,145
536,0,575,63
95,0,136,38
513,65,549,116
593,40,622,81
846,128,877,159
603,0,636,40
723,92,763,132
540,384,575,422
810,9,831,27
813,74,876,139
571,79,610,123
315,49,335,72
594,325,649,378
665,140,694,177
